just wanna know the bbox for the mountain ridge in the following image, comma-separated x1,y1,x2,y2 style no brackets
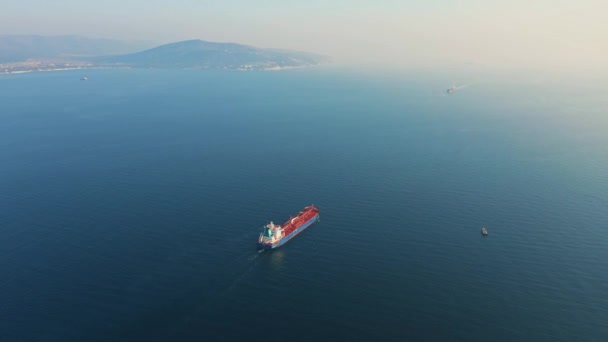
96,39,329,70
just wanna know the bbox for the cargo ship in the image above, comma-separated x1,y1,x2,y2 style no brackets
257,205,319,249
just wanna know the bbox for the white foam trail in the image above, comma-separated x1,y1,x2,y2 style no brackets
222,250,269,294
248,249,265,260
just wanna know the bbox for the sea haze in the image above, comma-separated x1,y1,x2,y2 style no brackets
0,68,607,341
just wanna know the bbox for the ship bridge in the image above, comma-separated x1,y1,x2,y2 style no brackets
259,221,283,244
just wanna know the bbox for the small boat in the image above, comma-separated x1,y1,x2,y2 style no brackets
447,82,457,94
80,76,88,81
481,227,488,236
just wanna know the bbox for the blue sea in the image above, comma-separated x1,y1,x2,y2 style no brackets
1,67,607,341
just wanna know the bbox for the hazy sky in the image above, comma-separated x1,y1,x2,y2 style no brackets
2,0,606,70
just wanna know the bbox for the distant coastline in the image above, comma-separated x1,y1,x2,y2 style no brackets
0,64,319,76
0,64,136,75
0,36,329,75
1,65,88,75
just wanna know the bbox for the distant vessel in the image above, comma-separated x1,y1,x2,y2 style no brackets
447,84,456,93
481,227,488,236
257,205,320,249
80,76,88,81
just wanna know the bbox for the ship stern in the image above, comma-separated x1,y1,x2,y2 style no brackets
257,242,274,250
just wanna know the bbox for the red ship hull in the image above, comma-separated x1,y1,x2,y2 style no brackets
257,205,320,249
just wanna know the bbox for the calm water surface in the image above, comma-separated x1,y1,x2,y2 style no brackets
1,68,607,341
